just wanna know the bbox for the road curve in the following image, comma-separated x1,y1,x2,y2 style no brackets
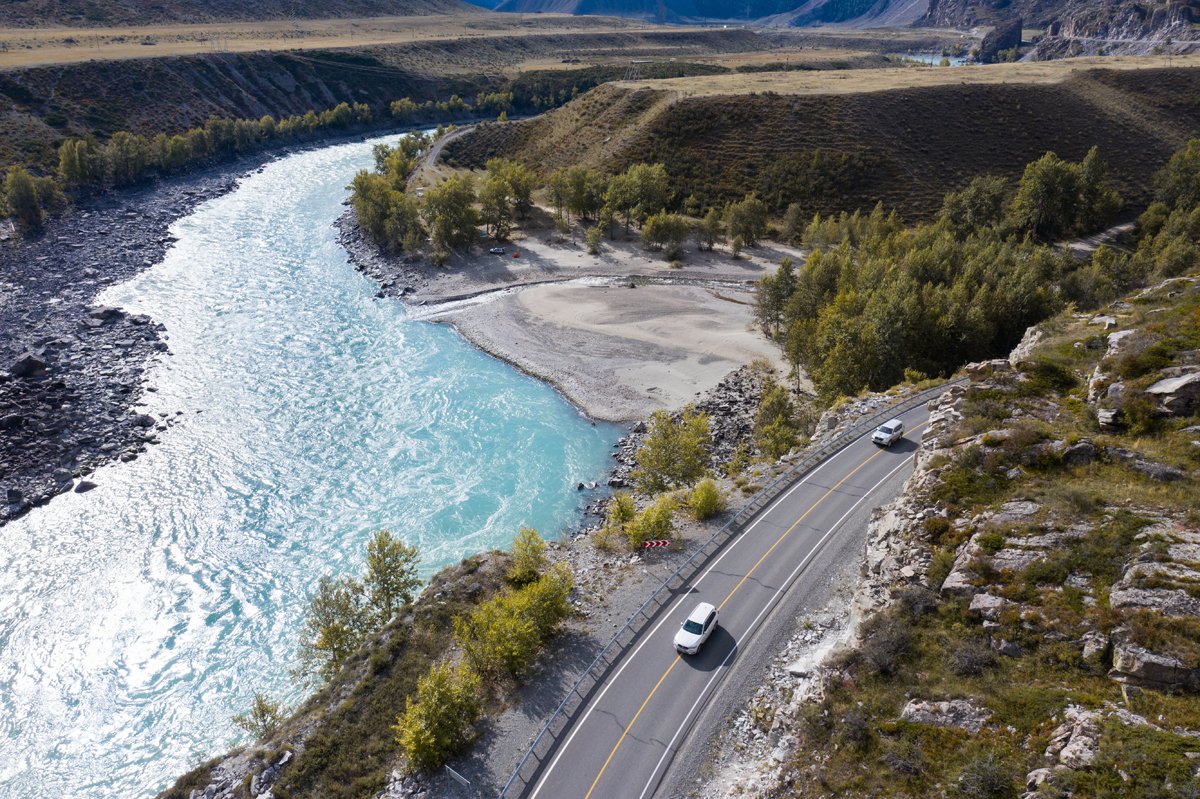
523,398,936,799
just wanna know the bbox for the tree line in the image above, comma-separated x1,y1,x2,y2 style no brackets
354,153,776,264
753,144,1200,402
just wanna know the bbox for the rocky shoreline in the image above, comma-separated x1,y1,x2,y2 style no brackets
0,130,419,527
0,171,242,525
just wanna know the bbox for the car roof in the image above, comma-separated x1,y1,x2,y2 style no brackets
880,419,902,429
687,602,716,622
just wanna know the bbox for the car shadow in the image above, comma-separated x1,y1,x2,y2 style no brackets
679,626,737,673
886,436,921,455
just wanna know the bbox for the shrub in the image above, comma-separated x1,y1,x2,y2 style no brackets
231,692,286,742
858,612,913,677
951,639,998,676
922,516,952,544
954,752,1017,799
882,737,925,776
393,662,481,774
626,495,676,548
508,527,547,586
928,547,957,590
688,478,726,520
978,529,1006,555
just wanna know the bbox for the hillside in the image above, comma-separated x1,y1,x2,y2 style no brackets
0,0,474,27
0,27,766,174
477,0,932,24
704,269,1200,797
923,0,1200,30
443,59,1200,219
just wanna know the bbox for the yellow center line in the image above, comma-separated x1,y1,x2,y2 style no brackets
581,422,928,799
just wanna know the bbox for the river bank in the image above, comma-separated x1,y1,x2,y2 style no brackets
0,125,460,528
0,166,239,525
337,209,807,421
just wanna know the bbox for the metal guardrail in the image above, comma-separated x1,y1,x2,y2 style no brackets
496,378,967,798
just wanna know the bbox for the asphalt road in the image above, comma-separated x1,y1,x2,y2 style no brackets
524,400,933,799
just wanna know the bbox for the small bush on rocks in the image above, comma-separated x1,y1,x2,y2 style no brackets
626,495,676,548
688,478,726,520
393,662,481,774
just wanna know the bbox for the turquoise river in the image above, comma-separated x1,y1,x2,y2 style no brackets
0,135,618,798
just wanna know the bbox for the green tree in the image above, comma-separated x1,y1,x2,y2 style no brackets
517,564,573,639
641,210,691,260
605,491,637,533
1155,138,1200,210
565,165,606,221
547,167,569,220
754,257,796,339
688,478,726,521
4,167,42,228
295,574,368,683
394,662,481,774
390,97,420,122
58,136,105,186
724,193,768,247
478,175,513,240
606,163,670,230
508,527,547,586
585,223,604,255
422,174,477,255
940,175,1010,236
632,406,712,494
697,207,724,251
754,379,798,460
781,202,805,243
364,530,421,625
105,131,149,186
454,595,539,680
231,692,286,742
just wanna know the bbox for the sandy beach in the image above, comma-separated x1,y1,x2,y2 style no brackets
433,280,794,421
355,219,811,421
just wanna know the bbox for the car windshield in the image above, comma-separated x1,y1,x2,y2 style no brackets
683,619,705,635
881,423,898,433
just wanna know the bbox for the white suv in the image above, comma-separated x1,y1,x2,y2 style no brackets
871,418,905,447
674,602,718,655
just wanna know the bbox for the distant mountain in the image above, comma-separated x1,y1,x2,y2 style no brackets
2,0,474,27
923,0,1199,30
471,0,1199,45
481,0,930,25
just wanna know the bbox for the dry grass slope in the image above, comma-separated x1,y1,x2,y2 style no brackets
446,61,1200,218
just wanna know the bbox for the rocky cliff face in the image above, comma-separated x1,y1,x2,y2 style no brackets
923,0,1200,59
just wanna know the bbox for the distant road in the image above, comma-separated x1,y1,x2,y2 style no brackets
520,398,937,799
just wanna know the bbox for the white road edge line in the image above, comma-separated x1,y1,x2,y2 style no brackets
636,455,916,799
530,408,925,798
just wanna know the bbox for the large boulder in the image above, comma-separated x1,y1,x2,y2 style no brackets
10,352,47,379
900,699,991,733
1145,370,1200,417
1110,637,1200,692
